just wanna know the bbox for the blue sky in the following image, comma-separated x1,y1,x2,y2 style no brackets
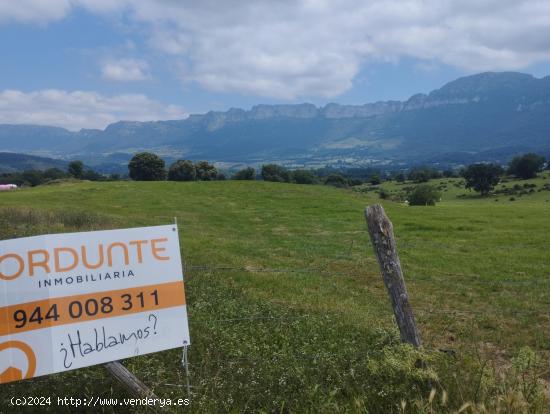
1,1,550,130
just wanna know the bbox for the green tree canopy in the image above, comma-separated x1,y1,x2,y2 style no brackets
233,167,255,180
461,163,503,196
508,153,545,179
67,160,84,178
261,164,291,182
323,174,348,188
168,160,197,181
291,169,316,184
195,160,218,181
128,152,166,181
407,167,441,183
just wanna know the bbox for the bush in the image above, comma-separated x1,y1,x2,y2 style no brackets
195,161,218,181
233,167,255,180
291,169,316,184
168,160,197,181
408,184,441,206
128,152,166,181
261,164,291,182
508,153,545,179
378,189,390,199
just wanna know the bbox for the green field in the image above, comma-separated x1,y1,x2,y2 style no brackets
1,174,549,413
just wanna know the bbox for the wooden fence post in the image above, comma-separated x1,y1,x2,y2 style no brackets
103,361,159,399
365,204,422,347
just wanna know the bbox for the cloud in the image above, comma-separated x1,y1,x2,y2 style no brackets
101,58,150,81
3,1,550,99
0,89,187,130
0,0,71,24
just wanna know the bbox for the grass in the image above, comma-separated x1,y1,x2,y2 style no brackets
0,174,549,413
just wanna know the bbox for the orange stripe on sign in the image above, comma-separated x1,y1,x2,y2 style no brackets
0,281,186,336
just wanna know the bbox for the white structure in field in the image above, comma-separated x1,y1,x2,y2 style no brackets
0,184,17,191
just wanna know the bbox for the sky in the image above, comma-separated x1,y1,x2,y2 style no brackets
1,0,550,130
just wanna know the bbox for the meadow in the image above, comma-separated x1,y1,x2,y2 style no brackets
0,172,549,413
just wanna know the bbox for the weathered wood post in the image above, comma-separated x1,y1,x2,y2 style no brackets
103,361,159,399
365,204,422,347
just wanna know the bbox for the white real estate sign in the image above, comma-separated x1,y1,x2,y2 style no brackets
0,225,190,384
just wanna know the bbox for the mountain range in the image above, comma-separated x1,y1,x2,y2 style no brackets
1,72,550,172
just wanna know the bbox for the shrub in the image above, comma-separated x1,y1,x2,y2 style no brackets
168,160,197,181
378,189,390,199
233,167,255,180
128,152,166,181
408,184,441,206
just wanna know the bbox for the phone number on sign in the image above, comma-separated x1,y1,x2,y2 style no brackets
12,290,159,329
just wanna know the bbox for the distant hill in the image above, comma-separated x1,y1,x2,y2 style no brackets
0,152,68,173
1,72,550,169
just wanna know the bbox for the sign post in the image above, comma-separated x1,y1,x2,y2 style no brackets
0,224,190,385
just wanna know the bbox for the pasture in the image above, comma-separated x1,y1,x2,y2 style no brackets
0,174,548,413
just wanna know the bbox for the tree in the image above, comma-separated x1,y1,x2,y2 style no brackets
128,152,166,181
68,160,84,178
394,172,406,183
291,169,316,184
81,169,104,181
408,167,441,183
324,174,348,188
508,153,545,179
43,168,67,181
261,164,291,182
369,174,381,185
195,161,218,181
21,170,44,187
408,184,441,206
233,167,255,180
461,163,503,196
168,160,196,181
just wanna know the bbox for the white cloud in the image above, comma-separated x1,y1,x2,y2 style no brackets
101,58,150,81
0,0,71,24
0,89,187,130
3,1,550,99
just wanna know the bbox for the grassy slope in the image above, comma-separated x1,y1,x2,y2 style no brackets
0,175,549,412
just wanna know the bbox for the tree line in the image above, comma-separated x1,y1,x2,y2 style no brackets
1,151,546,193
